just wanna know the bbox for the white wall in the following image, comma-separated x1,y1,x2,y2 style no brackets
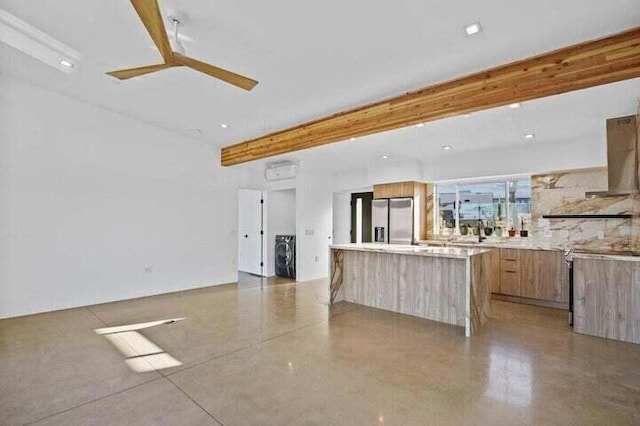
294,166,334,282
0,76,260,318
334,139,606,191
422,139,606,181
332,192,351,244
367,158,423,184
265,189,296,276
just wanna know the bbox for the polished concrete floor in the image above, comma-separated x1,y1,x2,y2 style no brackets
1,275,639,425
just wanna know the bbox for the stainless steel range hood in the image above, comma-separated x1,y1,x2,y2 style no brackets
585,114,639,198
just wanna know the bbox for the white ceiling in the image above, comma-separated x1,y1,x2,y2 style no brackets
1,0,639,173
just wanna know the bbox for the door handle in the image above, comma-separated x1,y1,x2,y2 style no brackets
244,234,248,238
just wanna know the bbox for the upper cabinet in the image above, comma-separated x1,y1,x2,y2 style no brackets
373,181,418,199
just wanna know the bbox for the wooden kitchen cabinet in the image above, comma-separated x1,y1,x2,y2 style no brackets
489,250,501,293
573,257,639,344
499,249,521,296
520,249,568,303
373,181,416,199
500,270,521,296
495,248,568,304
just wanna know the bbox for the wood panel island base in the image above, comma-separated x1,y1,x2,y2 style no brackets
573,253,640,345
330,244,493,336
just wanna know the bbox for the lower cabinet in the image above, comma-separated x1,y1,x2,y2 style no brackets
489,250,501,293
500,270,522,296
446,243,569,305
520,249,568,302
496,248,568,304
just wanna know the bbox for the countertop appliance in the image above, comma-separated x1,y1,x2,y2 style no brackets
275,235,296,279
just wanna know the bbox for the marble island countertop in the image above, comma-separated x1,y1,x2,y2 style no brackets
330,243,492,259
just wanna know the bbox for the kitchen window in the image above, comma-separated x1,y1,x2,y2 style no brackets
435,178,531,236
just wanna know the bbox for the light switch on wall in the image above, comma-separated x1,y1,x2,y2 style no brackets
305,229,315,236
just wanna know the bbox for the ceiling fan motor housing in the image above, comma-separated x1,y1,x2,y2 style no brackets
167,14,186,55
170,37,186,55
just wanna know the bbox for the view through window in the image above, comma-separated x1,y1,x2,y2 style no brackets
436,178,531,236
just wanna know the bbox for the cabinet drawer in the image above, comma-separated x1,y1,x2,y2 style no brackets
500,248,521,261
501,258,519,272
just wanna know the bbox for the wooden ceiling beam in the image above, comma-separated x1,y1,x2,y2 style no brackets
221,26,640,166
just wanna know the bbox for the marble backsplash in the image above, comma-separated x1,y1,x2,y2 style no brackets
531,167,639,254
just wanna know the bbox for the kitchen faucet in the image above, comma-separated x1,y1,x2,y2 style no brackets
477,206,485,243
477,219,486,243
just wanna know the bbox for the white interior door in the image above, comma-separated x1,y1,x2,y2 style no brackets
238,189,264,275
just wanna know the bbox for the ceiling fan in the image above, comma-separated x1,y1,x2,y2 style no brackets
106,0,258,91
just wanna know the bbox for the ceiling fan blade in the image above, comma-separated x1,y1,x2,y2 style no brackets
173,52,258,91
130,0,173,62
106,63,178,80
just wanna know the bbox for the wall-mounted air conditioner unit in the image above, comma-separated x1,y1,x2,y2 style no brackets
265,161,298,181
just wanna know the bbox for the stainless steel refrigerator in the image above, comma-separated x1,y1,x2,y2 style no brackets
371,198,413,244
389,198,413,244
372,199,389,243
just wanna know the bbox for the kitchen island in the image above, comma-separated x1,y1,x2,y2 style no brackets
330,243,493,336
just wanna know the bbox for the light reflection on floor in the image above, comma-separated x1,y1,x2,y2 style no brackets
485,347,532,407
95,318,185,373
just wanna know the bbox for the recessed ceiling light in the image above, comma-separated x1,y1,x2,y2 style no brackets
220,123,229,129
462,114,471,118
524,133,535,140
509,102,521,109
464,22,482,36
442,145,452,150
59,59,74,68
416,123,425,128
350,137,356,141
381,155,389,159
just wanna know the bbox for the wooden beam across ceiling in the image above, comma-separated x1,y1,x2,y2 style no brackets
221,26,640,166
